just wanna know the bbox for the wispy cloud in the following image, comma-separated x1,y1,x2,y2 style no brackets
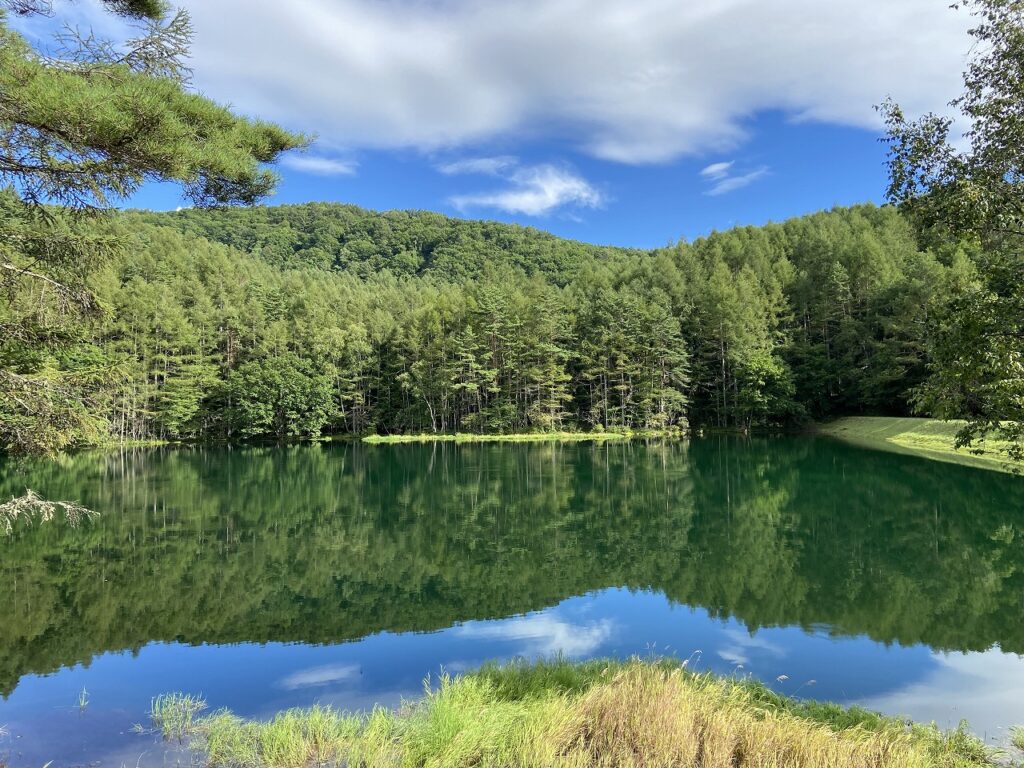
437,156,518,176
701,162,769,196
449,162,603,216
278,663,360,690
457,614,614,657
700,161,734,181
281,154,358,176
716,628,786,668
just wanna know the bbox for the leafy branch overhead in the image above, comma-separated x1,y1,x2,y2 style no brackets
0,11,305,209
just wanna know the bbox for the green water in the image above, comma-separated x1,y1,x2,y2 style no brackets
1,436,1023,765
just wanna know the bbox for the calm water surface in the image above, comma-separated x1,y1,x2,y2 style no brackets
1,437,1023,765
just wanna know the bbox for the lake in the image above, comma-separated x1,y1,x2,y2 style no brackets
1,437,1023,766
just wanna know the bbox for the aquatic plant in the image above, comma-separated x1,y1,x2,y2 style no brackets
150,693,208,741
77,687,89,711
0,489,96,535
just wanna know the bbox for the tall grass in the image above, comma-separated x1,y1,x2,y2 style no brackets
150,693,208,741
171,658,998,767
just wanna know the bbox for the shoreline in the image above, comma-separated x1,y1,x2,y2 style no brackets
148,657,1008,768
360,429,685,444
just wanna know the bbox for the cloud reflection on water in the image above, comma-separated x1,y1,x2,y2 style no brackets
457,614,615,658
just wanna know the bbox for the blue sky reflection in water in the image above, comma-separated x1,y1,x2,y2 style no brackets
1,438,1024,765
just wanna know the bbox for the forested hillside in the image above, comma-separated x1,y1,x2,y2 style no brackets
1,197,974,446
133,203,642,282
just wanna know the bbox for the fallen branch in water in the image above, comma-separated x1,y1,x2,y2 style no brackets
0,489,97,535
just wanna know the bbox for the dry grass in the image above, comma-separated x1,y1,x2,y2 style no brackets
557,666,939,768
0,488,97,535
182,659,995,768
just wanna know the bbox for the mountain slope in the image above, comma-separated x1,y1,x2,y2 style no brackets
133,202,643,283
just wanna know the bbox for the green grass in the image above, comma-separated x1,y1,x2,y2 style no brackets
817,417,1022,473
1011,727,1024,751
362,429,684,445
150,692,209,741
160,658,1001,768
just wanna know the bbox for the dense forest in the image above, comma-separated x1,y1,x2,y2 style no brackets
1,0,1021,460
1,194,976,447
133,203,645,282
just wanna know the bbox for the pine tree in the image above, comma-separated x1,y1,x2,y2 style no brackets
0,0,303,453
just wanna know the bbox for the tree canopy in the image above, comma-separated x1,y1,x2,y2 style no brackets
881,0,1024,459
0,0,304,453
1,198,960,447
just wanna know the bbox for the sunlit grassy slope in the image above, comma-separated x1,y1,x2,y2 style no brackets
155,659,999,768
817,417,1020,473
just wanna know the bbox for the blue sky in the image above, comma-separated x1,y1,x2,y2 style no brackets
136,113,891,249
16,0,974,248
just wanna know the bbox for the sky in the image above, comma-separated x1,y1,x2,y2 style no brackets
15,0,974,248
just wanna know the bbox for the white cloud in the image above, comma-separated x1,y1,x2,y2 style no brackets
159,0,971,164
437,156,518,176
704,165,769,196
449,163,603,216
281,154,358,176
278,663,360,690
700,161,734,181
457,614,614,657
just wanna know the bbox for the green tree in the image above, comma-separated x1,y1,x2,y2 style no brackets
223,354,335,439
880,0,1024,459
0,0,303,453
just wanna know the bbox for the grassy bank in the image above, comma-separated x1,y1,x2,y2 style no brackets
817,417,1021,473
362,430,683,445
151,658,1000,767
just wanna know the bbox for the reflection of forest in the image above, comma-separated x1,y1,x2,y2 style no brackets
1,438,1023,697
